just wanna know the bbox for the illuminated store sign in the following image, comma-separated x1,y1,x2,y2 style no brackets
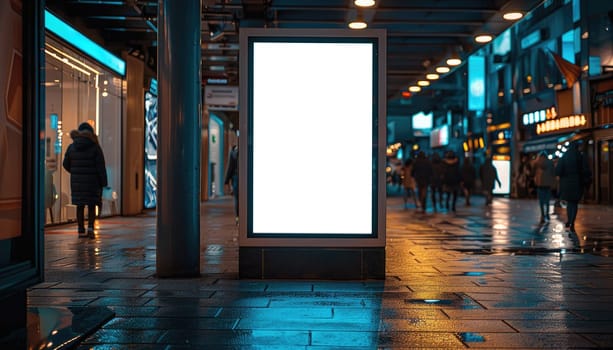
522,107,556,126
536,114,587,135
45,10,126,76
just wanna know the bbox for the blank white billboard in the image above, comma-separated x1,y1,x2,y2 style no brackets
250,40,375,235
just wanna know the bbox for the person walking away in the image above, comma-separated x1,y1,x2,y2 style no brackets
62,122,108,238
400,158,419,209
555,141,592,232
411,151,433,213
480,157,501,206
442,151,462,212
533,151,556,223
430,152,444,210
460,157,476,206
224,144,239,225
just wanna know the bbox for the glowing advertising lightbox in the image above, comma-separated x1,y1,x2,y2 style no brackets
246,32,382,237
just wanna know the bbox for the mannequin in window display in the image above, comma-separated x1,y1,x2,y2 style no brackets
62,122,108,238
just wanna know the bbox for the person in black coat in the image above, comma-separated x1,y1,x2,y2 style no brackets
224,144,239,224
411,151,433,213
442,151,462,212
430,152,444,210
480,157,501,205
63,122,108,238
555,141,592,232
460,157,477,206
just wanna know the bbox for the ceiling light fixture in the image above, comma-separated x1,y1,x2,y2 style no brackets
348,11,367,29
446,57,462,66
354,0,375,7
426,73,440,80
503,12,523,21
417,80,430,87
475,34,493,43
436,66,450,73
408,86,421,92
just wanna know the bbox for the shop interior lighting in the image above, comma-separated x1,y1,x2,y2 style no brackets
46,42,101,75
354,0,375,7
503,11,523,21
417,80,430,87
475,34,493,43
408,85,421,92
426,73,439,80
44,49,91,77
435,66,450,73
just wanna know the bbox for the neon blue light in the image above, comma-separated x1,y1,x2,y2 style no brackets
520,30,541,50
468,56,485,111
45,10,126,76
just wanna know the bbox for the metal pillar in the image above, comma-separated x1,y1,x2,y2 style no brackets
156,0,202,277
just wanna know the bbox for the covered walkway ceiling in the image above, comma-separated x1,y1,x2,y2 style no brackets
45,0,543,116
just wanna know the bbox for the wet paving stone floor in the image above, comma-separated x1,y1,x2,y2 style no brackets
31,195,613,349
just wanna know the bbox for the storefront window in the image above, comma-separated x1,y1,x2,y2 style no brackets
43,37,122,225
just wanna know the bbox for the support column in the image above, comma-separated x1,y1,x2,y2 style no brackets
156,0,202,277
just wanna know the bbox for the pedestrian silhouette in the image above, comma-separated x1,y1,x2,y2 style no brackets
533,151,556,223
224,144,239,225
461,157,476,206
480,157,501,206
412,151,433,213
555,141,591,232
442,151,461,212
62,122,108,238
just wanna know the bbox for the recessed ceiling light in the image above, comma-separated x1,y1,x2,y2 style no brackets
503,12,523,21
348,20,367,29
354,0,375,7
475,34,493,43
426,73,439,80
417,80,430,86
408,86,421,92
435,66,450,73
446,58,462,66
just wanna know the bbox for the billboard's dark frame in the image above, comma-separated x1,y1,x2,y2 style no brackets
246,36,380,239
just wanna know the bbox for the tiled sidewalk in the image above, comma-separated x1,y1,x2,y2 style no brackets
30,196,613,349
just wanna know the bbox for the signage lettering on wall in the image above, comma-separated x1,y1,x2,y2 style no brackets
536,114,587,134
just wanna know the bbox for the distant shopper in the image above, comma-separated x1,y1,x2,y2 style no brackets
430,152,444,210
224,144,239,224
533,151,556,223
442,151,461,212
63,122,108,238
480,157,501,206
400,158,419,209
555,142,592,232
460,157,477,206
412,151,433,213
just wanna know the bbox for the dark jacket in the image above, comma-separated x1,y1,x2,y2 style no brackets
224,146,238,185
442,155,461,190
555,146,591,201
411,155,433,187
480,160,501,191
63,130,108,206
430,153,444,187
461,160,477,189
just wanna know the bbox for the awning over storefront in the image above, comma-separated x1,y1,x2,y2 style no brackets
520,132,588,153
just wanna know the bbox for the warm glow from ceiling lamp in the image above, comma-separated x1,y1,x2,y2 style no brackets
354,0,375,7
503,12,523,21
417,80,430,86
348,12,367,30
446,57,462,66
435,66,450,73
408,85,421,92
426,73,439,80
475,34,493,43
